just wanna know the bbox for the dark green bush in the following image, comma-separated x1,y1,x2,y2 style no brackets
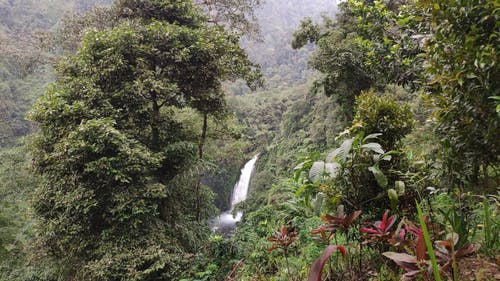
353,89,413,151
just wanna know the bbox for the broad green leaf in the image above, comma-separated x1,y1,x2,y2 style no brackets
327,138,353,162
361,142,384,154
388,189,398,202
368,165,388,188
395,181,405,195
309,161,325,182
324,162,340,178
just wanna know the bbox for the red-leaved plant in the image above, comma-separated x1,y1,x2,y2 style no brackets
383,223,430,279
434,233,481,277
311,209,362,244
268,225,298,280
383,221,480,280
309,208,360,279
360,210,397,243
308,245,347,281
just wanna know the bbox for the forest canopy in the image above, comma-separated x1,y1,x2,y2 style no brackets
0,0,498,280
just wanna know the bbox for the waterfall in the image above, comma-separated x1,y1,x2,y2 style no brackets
211,154,258,233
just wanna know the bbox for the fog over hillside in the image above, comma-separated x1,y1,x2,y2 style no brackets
242,0,338,87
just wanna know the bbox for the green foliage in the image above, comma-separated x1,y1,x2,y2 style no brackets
480,196,500,256
344,0,424,87
27,0,260,279
353,89,413,150
115,0,202,27
423,0,500,188
293,0,423,121
306,29,373,120
291,17,320,49
417,202,442,281
0,0,112,147
299,131,395,212
1,0,499,279
0,142,62,280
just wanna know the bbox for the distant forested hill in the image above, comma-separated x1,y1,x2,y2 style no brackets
0,0,111,146
241,0,337,88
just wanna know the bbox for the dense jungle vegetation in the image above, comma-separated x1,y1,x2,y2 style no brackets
0,0,498,280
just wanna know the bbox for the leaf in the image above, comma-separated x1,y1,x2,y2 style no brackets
327,138,353,162
456,244,480,258
388,189,398,202
308,245,347,281
445,232,459,247
293,161,307,170
309,161,325,182
363,133,382,141
395,181,405,195
360,227,379,234
361,142,384,154
415,233,426,261
346,210,362,226
295,184,309,197
368,166,388,188
382,210,398,232
383,252,418,264
382,252,419,271
417,202,442,281
324,162,340,178
381,154,392,161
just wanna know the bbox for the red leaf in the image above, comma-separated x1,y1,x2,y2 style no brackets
415,234,426,261
308,245,347,281
360,227,379,234
456,243,480,258
404,269,424,278
385,214,397,232
383,252,419,272
346,210,362,225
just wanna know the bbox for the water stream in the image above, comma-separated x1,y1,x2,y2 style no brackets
211,155,258,234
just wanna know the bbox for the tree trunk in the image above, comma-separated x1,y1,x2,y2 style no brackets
151,91,160,152
195,113,208,222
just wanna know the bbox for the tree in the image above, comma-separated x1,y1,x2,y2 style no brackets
292,0,423,121
293,17,372,121
423,0,499,188
195,0,263,35
353,89,413,151
51,0,264,55
29,0,260,279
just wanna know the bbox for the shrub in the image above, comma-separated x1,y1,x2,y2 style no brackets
353,90,413,151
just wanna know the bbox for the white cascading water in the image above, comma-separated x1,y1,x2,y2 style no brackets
212,155,258,233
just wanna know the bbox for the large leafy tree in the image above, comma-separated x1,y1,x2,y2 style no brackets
292,0,423,121
423,0,499,188
52,0,264,55
29,0,259,279
195,0,263,34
